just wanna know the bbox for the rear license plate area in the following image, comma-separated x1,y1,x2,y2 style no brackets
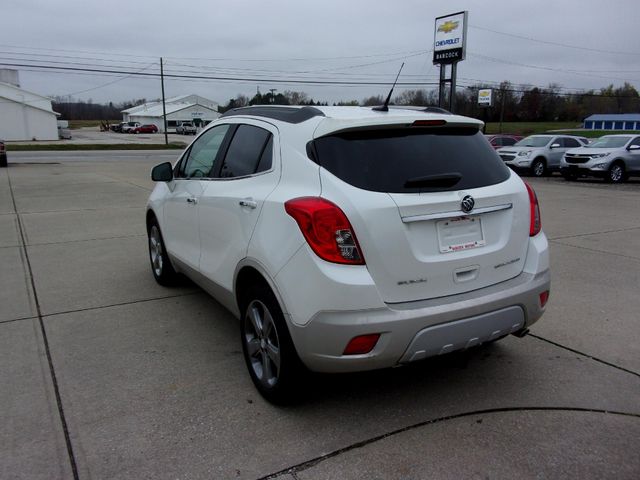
437,216,485,253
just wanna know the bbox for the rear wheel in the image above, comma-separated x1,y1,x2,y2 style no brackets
530,158,546,177
607,162,626,183
240,283,304,404
147,219,178,285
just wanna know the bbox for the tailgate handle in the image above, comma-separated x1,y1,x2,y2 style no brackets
454,266,479,283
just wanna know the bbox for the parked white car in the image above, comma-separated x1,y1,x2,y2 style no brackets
560,134,640,183
497,134,588,176
146,106,550,402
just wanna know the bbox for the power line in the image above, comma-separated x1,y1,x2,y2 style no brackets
470,24,640,56
0,62,438,86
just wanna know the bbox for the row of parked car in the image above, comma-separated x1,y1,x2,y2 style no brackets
489,133,640,183
110,121,198,135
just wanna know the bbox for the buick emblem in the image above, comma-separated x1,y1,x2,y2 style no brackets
461,195,474,213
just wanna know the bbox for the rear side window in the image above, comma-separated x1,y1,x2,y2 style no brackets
312,128,510,193
502,137,517,146
219,125,272,178
563,138,581,148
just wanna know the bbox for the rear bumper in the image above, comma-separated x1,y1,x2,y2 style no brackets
288,268,550,373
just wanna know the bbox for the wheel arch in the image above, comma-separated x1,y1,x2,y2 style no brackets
234,259,288,321
145,208,158,231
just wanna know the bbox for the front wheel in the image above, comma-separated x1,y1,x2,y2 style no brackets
147,219,178,285
530,158,546,177
607,162,626,183
241,283,304,404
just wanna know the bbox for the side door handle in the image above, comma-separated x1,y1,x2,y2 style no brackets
186,197,198,205
239,198,257,209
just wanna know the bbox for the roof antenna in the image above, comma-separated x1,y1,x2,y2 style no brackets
372,62,404,112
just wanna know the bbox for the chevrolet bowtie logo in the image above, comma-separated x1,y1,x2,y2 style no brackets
438,20,459,34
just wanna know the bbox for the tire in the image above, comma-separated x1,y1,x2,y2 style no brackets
530,158,546,177
147,219,178,286
240,283,304,404
606,162,626,183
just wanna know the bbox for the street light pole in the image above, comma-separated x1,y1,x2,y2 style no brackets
160,57,168,145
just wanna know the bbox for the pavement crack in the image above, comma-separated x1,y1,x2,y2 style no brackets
0,315,38,325
6,170,81,480
529,333,640,378
548,225,640,241
256,407,640,480
42,291,204,318
26,233,146,248
549,240,640,262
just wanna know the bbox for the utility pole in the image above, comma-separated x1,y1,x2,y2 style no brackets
269,88,277,103
160,57,168,145
499,88,505,134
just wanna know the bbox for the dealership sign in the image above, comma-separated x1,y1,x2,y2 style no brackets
433,11,468,64
478,89,493,107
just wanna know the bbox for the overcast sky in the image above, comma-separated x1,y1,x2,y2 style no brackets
2,0,640,106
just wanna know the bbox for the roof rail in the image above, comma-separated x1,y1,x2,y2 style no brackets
221,106,325,123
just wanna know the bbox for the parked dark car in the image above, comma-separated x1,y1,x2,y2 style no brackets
485,134,523,150
132,124,159,134
110,122,128,133
0,139,7,168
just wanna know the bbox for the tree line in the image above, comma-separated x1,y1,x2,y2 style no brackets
51,82,639,122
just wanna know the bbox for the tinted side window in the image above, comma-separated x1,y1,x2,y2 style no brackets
313,128,510,193
181,125,230,178
255,136,273,173
219,125,272,178
502,137,517,146
564,138,580,148
629,137,640,147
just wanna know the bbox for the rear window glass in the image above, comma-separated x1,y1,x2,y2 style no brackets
312,128,510,193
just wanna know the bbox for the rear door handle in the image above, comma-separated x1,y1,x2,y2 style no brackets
239,199,257,209
186,197,198,205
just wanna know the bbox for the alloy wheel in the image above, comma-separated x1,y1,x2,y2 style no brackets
244,300,281,388
149,225,164,277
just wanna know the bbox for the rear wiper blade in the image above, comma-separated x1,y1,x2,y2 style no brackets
404,173,462,189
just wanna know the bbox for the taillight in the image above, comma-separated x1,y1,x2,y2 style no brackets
284,197,365,265
525,182,542,236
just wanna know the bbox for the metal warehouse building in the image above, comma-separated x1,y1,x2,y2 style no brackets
122,94,220,132
0,69,60,141
583,113,640,130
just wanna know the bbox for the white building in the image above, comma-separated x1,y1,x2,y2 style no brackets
122,94,220,132
0,70,60,141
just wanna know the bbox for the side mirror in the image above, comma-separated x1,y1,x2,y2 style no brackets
550,143,561,149
628,144,640,151
151,162,173,182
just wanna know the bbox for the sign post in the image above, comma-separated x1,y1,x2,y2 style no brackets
433,11,468,113
477,88,493,133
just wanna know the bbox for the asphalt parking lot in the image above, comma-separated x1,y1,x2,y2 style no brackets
1,151,639,479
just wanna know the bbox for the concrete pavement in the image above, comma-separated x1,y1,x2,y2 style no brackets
1,152,638,479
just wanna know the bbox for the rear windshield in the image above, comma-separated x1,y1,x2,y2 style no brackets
311,127,510,193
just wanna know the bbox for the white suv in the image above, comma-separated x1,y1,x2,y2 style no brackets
146,106,550,402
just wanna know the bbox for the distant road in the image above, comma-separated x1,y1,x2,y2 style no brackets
7,150,180,163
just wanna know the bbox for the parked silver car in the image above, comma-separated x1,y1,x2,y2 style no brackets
497,135,588,177
560,134,640,183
